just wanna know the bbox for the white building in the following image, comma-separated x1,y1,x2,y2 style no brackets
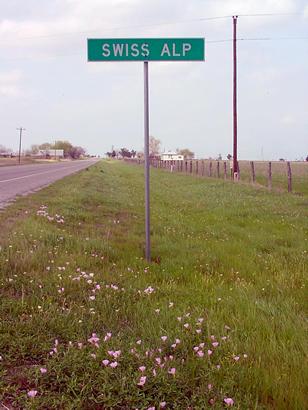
34,149,64,158
160,152,184,161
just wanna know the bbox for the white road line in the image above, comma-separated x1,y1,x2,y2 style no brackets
0,163,91,184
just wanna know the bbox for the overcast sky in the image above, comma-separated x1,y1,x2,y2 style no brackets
0,0,307,160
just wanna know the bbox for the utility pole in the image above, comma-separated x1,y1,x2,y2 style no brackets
233,15,238,179
16,127,26,164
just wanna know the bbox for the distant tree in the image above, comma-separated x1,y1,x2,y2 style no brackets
30,144,40,154
279,158,285,162
119,148,132,158
177,148,194,159
131,149,137,158
39,143,52,150
217,153,222,160
68,146,86,159
37,140,86,159
149,136,161,157
0,144,12,154
53,140,73,158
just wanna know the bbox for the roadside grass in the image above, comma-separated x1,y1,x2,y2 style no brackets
0,160,307,409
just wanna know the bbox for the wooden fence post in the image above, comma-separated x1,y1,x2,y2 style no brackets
209,161,212,177
287,162,292,193
217,161,220,178
190,160,193,174
224,161,227,179
196,161,199,175
268,162,272,190
250,161,256,184
237,162,240,180
201,160,205,176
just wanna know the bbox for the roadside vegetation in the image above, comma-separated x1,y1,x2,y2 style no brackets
0,160,307,409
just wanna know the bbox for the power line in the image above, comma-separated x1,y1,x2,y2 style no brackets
207,36,308,43
0,11,304,41
0,36,307,62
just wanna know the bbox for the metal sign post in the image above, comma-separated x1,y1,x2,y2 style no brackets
144,61,150,261
87,38,205,261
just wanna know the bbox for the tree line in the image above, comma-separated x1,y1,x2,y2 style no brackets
106,137,196,160
29,141,86,159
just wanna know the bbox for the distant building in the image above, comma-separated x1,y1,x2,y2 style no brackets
0,152,13,158
34,149,64,158
160,152,184,161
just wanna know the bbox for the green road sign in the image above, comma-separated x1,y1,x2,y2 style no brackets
87,38,205,62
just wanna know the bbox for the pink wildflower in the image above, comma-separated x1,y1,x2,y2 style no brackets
137,376,147,386
139,366,146,372
102,359,110,366
88,333,100,345
224,398,234,406
104,332,112,342
207,350,213,356
168,367,176,375
212,342,219,348
197,351,204,357
27,390,38,398
109,361,118,368
39,368,47,374
160,402,167,408
161,336,168,342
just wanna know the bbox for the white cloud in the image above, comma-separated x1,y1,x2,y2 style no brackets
204,0,298,16
0,69,23,97
281,114,296,125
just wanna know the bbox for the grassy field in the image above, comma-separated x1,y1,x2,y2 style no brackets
181,160,308,196
0,160,307,409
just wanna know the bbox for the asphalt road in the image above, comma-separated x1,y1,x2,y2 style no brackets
0,159,99,208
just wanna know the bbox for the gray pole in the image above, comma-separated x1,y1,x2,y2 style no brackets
17,127,25,165
144,61,150,261
233,15,238,178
